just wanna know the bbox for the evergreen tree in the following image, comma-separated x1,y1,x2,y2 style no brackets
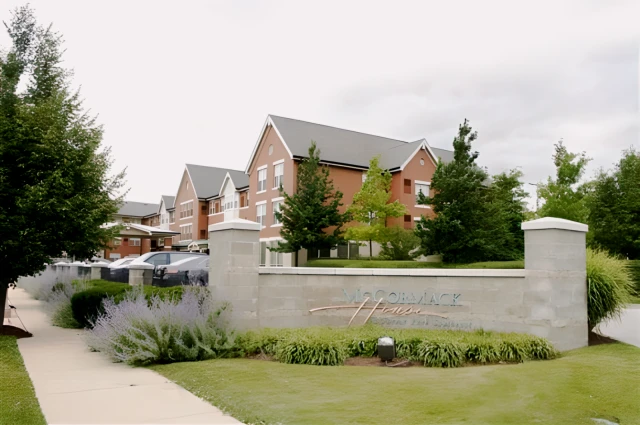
344,156,406,257
0,6,124,322
272,142,350,265
588,149,640,259
537,141,591,223
415,119,490,263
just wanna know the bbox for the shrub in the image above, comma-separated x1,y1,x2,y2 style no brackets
275,335,347,366
586,249,634,330
233,326,557,367
417,339,465,367
379,226,421,261
627,260,640,296
71,281,186,328
86,287,233,365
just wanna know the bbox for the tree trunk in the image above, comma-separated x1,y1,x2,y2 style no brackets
294,250,299,267
369,239,373,259
0,283,8,328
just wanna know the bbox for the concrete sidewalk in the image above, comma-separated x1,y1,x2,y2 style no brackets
9,288,243,425
598,304,640,348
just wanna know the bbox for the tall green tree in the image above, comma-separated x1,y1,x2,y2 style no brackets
0,6,124,322
484,169,528,260
415,119,491,263
273,142,350,265
344,156,406,257
588,149,640,259
537,141,591,223
415,120,527,263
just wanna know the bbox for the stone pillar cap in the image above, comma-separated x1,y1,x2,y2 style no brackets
521,217,588,233
209,218,262,233
90,263,110,268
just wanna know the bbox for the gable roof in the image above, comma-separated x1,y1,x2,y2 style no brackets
116,201,160,218
245,115,453,172
185,164,249,200
161,195,175,210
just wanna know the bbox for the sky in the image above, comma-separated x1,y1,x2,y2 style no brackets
1,0,638,207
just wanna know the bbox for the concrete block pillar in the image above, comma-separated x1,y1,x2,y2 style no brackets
209,219,261,329
128,263,154,286
522,217,589,351
90,263,109,280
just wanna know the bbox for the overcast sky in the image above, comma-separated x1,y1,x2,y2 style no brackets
1,1,638,207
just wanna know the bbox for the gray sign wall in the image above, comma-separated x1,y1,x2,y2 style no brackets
208,217,589,351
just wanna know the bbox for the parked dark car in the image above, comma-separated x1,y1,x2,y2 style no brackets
152,256,209,287
129,251,206,267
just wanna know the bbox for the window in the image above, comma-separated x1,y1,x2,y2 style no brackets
362,172,367,183
273,163,284,189
272,200,283,225
200,229,206,239
270,241,283,267
169,211,175,223
415,182,430,203
186,181,189,190
404,215,411,222
122,217,131,223
130,238,141,247
257,204,266,226
259,241,267,266
113,238,121,246
209,201,215,215
420,158,425,166
404,179,412,194
201,204,207,215
180,201,193,218
225,194,235,211
268,144,273,155
240,193,247,208
257,168,267,192
161,213,166,224
180,224,192,241
158,238,165,247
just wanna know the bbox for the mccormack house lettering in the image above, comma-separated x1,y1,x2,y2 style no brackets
343,289,462,307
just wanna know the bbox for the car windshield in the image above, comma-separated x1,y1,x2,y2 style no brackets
109,258,131,268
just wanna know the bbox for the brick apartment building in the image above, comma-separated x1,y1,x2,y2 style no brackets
244,115,453,266
105,115,452,266
169,164,250,252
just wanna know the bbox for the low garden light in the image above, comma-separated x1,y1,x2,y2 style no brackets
377,336,395,361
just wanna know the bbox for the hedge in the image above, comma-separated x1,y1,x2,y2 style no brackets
70,280,184,328
233,326,558,367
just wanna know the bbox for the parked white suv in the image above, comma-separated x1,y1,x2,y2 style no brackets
129,252,206,267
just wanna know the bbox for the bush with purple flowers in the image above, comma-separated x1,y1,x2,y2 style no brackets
86,287,233,365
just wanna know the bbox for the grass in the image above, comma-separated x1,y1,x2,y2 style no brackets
152,343,640,425
0,336,46,425
304,259,524,269
630,295,640,304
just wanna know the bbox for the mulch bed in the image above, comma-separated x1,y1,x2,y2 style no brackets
589,331,618,346
0,324,32,339
344,357,418,367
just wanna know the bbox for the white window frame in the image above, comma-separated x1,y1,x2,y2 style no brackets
272,199,283,226
180,223,193,241
130,238,141,247
269,241,284,267
415,181,431,207
180,200,194,219
273,160,284,190
257,166,267,193
256,202,267,227
169,210,175,223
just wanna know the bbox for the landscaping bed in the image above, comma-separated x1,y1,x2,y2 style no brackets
304,259,524,269
151,343,640,425
0,336,46,425
234,326,558,367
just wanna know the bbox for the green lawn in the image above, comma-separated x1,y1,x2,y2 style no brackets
630,295,640,304
152,343,640,425
0,336,46,425
304,259,524,269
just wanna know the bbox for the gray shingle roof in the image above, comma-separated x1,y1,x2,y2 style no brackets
185,164,249,200
116,201,160,218
161,195,175,210
268,115,453,170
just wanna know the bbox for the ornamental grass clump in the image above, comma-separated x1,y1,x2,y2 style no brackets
86,287,233,365
275,334,347,366
417,338,466,368
586,248,634,330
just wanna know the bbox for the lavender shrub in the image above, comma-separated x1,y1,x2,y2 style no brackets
86,287,233,365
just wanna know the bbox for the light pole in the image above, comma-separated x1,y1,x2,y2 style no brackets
527,183,539,212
